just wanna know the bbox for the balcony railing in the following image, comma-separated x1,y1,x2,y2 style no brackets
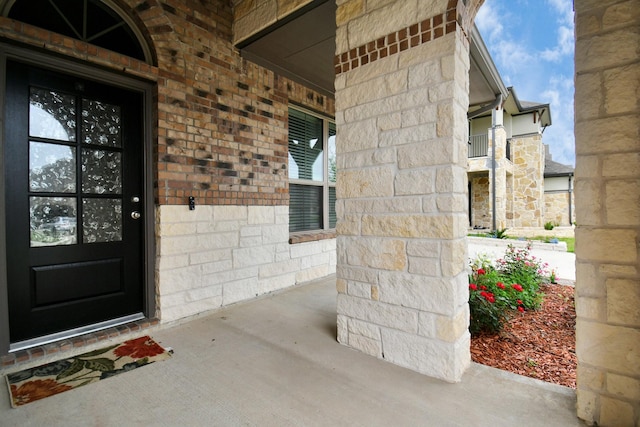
468,134,488,158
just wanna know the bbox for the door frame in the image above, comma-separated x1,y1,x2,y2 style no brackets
0,42,156,355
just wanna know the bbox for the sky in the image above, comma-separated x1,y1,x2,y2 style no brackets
475,0,575,166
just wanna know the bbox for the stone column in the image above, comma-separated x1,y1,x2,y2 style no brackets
574,1,640,426
488,125,508,230
334,0,475,382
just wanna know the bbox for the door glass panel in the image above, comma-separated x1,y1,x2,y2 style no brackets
29,88,76,141
83,198,122,243
82,99,121,147
30,197,77,247
82,149,121,194
29,142,76,193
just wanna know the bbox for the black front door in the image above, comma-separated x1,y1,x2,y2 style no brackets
5,60,145,343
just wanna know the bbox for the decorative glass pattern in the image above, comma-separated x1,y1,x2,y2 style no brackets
82,99,121,147
29,142,76,193
83,198,122,243
29,88,76,141
30,197,77,247
82,149,122,194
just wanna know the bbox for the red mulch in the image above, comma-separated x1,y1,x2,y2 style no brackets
470,283,576,388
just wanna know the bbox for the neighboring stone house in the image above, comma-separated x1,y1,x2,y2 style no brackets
543,145,575,226
468,86,552,230
0,1,637,426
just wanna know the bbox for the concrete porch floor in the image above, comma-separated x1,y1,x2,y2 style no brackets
1,275,584,426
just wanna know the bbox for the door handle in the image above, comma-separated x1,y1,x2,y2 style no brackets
131,211,141,220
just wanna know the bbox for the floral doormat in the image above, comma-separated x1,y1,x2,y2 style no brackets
5,336,172,407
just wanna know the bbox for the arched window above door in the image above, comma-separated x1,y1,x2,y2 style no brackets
1,0,152,64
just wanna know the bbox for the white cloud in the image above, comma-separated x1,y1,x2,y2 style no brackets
475,3,504,43
540,25,573,62
546,0,574,27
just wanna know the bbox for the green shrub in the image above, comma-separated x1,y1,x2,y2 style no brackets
468,242,547,335
486,228,508,239
544,221,555,230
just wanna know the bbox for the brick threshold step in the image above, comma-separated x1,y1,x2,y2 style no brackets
1,318,160,372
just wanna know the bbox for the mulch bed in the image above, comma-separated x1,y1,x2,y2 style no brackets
470,283,576,388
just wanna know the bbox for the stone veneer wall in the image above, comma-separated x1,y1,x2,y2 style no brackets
334,0,473,382
156,205,335,322
574,1,640,425
509,135,545,228
470,175,490,229
544,192,573,226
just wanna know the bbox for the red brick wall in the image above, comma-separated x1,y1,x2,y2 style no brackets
0,0,334,206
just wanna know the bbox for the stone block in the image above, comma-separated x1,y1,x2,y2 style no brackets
380,327,469,382
397,138,454,169
343,236,407,271
201,260,234,276
408,60,442,89
262,224,289,244
604,64,640,115
349,334,382,358
574,72,602,121
336,214,361,236
213,205,248,221
189,248,232,266
575,115,640,155
608,373,640,401
436,165,467,193
337,167,394,198
158,222,197,236
600,396,635,427
259,272,296,294
576,389,598,423
336,278,347,294
233,245,275,268
408,256,440,276
378,112,402,131
607,279,640,326
576,321,640,376
576,296,606,321
378,271,465,316
296,264,332,283
348,318,381,340
417,312,437,339
603,153,640,177
605,180,640,225
343,197,422,214
576,27,640,72
157,254,189,271
158,265,202,294
336,293,418,333
599,264,638,277
401,105,436,127
259,259,300,278
337,314,349,343
436,308,469,343
248,206,275,224
394,169,435,195
440,239,467,277
233,2,277,44
336,265,379,284
406,240,439,258
602,1,640,30
337,118,379,153
345,0,417,48
574,180,602,226
336,0,365,26
348,281,372,298
197,232,240,251
222,278,262,305
575,228,637,263
379,123,437,147
361,214,466,239
337,147,396,169
290,241,323,259
277,0,313,20
336,69,408,111
578,365,606,391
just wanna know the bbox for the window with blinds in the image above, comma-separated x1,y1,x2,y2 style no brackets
288,107,336,233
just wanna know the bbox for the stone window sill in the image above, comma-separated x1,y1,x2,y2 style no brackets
289,230,336,244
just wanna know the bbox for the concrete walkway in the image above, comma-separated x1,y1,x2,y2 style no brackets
1,276,583,426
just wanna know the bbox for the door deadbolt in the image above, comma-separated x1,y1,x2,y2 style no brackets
131,211,141,220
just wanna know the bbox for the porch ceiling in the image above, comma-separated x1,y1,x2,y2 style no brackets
237,2,503,106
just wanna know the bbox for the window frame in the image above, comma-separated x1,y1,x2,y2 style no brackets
288,105,336,235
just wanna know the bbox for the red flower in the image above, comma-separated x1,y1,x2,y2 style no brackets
518,306,525,313
512,284,523,292
469,283,477,291
517,299,523,305
476,268,486,275
11,379,73,405
496,282,505,290
480,285,487,291
114,336,166,359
